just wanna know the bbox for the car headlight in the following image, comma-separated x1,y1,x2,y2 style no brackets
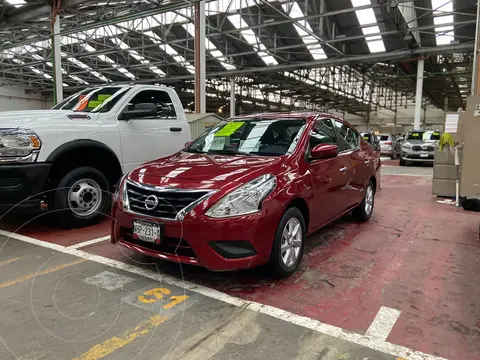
0,128,41,163
205,174,276,218
113,172,130,209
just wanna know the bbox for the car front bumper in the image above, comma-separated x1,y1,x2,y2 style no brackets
111,201,281,271
401,150,435,162
0,163,52,212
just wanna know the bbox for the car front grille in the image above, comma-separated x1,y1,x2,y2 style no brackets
126,181,210,219
412,145,435,152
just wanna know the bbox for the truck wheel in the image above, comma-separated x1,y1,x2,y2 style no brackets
268,207,306,278
52,167,111,228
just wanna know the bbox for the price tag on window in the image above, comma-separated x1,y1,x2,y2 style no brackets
214,122,244,137
98,94,112,101
87,100,103,108
209,137,226,150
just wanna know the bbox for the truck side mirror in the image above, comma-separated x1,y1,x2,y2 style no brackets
119,103,157,120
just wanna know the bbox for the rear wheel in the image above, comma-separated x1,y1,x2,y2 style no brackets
50,167,111,228
352,182,375,222
269,208,306,278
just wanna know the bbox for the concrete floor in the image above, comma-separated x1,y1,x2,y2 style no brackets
0,239,397,360
0,162,478,360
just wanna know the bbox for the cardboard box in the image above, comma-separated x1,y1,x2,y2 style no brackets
459,96,480,197
434,149,462,165
433,164,459,180
432,179,457,197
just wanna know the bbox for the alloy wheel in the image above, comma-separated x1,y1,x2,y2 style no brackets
280,217,303,267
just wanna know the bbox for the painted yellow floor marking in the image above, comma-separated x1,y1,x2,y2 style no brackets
163,295,189,310
0,258,87,290
71,315,168,360
137,287,189,309
0,256,25,268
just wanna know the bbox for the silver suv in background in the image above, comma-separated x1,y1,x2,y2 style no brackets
377,133,398,159
400,130,441,166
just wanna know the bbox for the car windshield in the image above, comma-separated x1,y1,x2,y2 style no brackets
378,135,389,141
185,118,307,156
51,86,130,113
406,131,441,141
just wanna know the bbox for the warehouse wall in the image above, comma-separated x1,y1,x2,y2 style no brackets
0,83,52,111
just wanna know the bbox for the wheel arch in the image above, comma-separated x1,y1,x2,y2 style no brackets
46,139,123,189
286,197,310,232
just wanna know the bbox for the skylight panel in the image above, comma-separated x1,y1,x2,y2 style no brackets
65,55,109,82
6,0,26,7
351,0,386,53
143,31,195,73
431,0,454,45
31,53,90,85
282,2,327,60
83,43,137,79
109,38,164,77
183,24,236,70
228,14,278,65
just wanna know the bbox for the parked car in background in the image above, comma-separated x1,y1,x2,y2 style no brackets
400,130,441,166
112,112,380,278
0,84,191,228
377,133,398,159
360,131,381,153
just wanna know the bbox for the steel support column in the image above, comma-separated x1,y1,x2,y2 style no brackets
230,77,235,117
194,1,206,114
52,14,63,103
414,59,424,130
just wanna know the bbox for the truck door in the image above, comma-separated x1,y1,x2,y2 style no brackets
116,88,189,172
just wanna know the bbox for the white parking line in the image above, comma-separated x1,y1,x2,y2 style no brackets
66,236,111,250
366,306,401,341
0,229,446,360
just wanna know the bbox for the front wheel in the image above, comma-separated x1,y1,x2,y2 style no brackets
352,182,375,222
51,167,111,228
269,208,306,278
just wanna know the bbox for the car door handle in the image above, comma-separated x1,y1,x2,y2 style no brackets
339,167,348,173
170,127,182,132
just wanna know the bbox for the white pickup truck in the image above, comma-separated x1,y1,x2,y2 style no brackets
0,84,191,227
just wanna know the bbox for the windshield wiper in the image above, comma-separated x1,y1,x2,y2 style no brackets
185,148,208,154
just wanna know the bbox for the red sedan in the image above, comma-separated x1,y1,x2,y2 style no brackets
111,113,380,277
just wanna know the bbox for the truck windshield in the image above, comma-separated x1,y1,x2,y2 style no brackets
51,86,130,113
185,118,307,156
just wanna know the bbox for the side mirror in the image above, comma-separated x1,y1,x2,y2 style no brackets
311,144,338,159
119,103,157,120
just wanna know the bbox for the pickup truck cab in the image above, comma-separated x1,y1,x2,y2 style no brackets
0,84,191,228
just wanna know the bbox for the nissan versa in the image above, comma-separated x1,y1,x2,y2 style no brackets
111,113,380,277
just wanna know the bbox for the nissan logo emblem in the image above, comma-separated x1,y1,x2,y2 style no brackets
144,195,159,210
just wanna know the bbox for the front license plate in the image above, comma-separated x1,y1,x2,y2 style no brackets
420,153,429,158
133,220,161,243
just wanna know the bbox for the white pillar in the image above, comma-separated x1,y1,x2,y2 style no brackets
471,0,480,95
414,59,424,130
53,14,63,103
194,1,206,114
230,77,235,117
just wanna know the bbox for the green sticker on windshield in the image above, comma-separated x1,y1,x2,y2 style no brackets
98,94,112,101
214,122,244,137
363,136,369,140
433,132,440,136
88,100,103,108
412,133,420,137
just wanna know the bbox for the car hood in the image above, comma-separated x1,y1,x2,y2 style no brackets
0,110,99,129
128,151,285,189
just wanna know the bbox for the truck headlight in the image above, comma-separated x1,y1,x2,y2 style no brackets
0,128,41,163
205,174,276,218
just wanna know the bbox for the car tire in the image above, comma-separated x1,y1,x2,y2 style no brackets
399,158,406,166
352,181,375,222
51,167,111,228
269,207,306,278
